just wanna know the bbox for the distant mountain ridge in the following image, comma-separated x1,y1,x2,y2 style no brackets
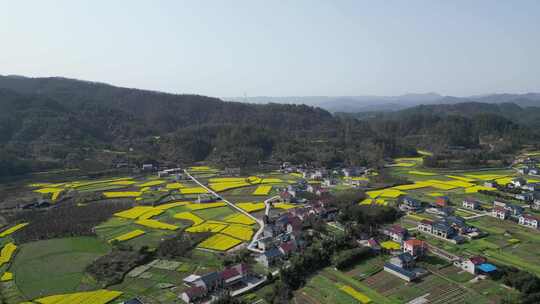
228,92,540,113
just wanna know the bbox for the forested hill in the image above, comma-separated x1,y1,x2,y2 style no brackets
0,76,384,177
341,102,540,128
0,75,538,178
0,75,335,133
397,102,540,127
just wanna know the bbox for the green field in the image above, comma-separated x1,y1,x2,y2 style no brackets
11,237,111,299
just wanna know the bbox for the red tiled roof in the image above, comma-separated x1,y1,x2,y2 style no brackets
367,238,379,247
469,256,486,265
404,239,426,247
493,206,507,212
420,219,433,225
280,241,296,254
220,267,240,281
184,286,206,298
389,224,406,234
521,214,539,221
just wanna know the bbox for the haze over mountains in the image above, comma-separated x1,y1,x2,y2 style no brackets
228,93,540,113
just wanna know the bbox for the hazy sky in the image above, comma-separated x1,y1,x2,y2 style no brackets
1,1,539,97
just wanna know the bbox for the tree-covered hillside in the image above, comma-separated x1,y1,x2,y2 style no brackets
0,75,538,177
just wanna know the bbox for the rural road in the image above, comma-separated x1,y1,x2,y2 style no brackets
184,170,277,253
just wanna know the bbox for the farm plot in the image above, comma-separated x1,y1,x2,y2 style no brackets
109,229,145,242
223,213,256,225
236,202,265,213
220,225,254,241
0,223,28,238
11,237,111,299
33,289,122,304
253,185,272,196
197,234,242,251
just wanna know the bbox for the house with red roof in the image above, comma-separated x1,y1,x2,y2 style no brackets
279,240,297,257
455,256,489,274
418,219,433,234
491,206,509,220
519,214,540,229
180,286,206,304
435,196,450,208
403,239,428,258
221,263,250,288
384,225,408,243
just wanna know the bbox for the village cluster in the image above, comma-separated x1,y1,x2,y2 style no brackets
4,151,540,304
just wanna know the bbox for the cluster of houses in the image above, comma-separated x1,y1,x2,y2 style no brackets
417,216,481,244
255,201,337,268
491,199,540,229
508,177,540,208
280,163,369,189
157,167,183,178
518,165,539,176
453,256,498,275
376,227,429,282
180,263,255,303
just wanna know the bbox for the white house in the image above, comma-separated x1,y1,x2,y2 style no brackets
511,177,527,188
462,198,480,210
491,206,509,220
519,214,539,229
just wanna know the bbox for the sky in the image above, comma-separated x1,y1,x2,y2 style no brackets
1,0,539,97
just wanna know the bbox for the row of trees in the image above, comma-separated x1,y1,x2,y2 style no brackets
496,266,540,304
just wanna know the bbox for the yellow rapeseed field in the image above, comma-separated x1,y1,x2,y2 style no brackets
389,162,416,167
209,181,251,192
135,219,179,230
464,185,496,193
155,201,189,210
464,174,507,181
198,234,242,251
446,175,476,182
408,170,437,176
209,177,247,183
174,212,204,226
34,187,63,201
0,223,28,237
137,180,166,188
253,185,272,196
185,202,227,210
380,241,400,250
340,285,372,303
0,272,12,281
165,182,185,189
180,187,209,194
273,203,296,210
0,242,17,267
186,222,227,233
260,178,283,183
137,209,164,220
236,202,265,212
114,206,156,219
366,189,405,199
110,229,145,242
188,166,214,172
103,191,142,198
223,213,256,225
109,180,136,186
33,289,123,304
221,225,254,241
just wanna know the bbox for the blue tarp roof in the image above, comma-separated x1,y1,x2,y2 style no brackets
478,263,497,272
